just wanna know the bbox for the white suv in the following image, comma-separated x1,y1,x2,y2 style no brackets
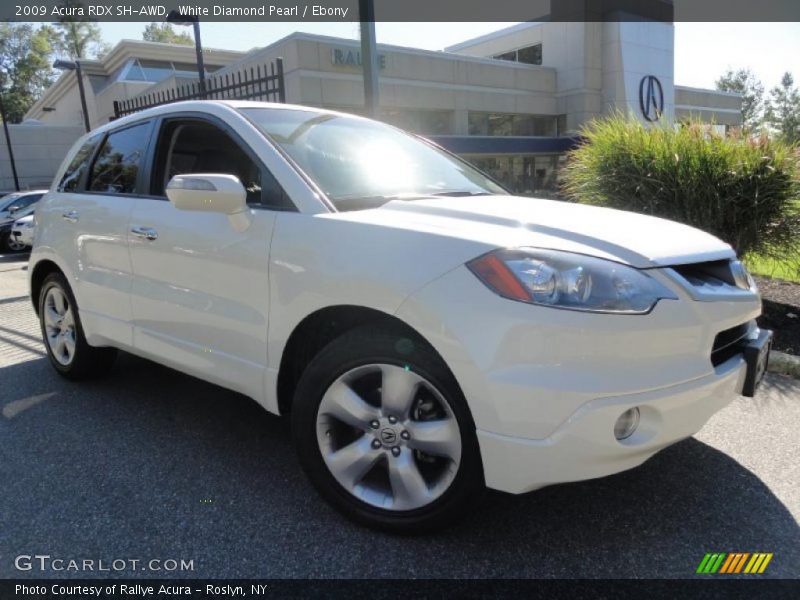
29,101,770,532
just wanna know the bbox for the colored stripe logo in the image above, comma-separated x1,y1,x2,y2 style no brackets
697,553,773,574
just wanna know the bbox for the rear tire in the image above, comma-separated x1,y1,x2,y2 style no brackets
38,272,117,380
292,326,484,533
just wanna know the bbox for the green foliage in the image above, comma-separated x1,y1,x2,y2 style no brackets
766,72,800,144
142,23,193,46
53,2,109,59
561,115,800,261
716,68,765,132
0,23,59,123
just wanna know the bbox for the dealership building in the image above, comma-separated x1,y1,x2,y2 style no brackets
17,21,741,195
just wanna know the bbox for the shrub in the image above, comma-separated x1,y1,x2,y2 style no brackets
561,115,800,261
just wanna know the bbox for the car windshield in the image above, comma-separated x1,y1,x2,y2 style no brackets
240,108,506,210
0,193,24,211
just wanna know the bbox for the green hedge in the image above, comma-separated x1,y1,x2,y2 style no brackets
561,115,800,261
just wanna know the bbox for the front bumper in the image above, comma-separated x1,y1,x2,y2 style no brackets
396,265,763,495
477,356,746,493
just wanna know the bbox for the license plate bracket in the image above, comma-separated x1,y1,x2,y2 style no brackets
741,329,773,397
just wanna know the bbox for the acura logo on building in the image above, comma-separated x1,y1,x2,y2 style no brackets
639,75,664,122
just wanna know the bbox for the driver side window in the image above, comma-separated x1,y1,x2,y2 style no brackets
150,119,294,211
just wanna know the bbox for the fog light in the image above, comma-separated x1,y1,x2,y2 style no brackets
614,407,640,440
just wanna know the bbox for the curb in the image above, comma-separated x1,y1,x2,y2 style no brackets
768,350,800,379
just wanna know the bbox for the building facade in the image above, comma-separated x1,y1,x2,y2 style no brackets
20,22,741,196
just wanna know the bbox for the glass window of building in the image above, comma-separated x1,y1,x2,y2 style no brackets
492,43,542,66
517,44,543,65
120,59,221,83
467,154,562,198
379,109,453,135
493,50,517,62
468,112,557,137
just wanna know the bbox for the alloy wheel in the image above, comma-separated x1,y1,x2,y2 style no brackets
316,363,462,511
6,236,26,252
43,287,76,366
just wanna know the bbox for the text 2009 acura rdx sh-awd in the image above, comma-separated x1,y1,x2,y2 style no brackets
28,101,771,531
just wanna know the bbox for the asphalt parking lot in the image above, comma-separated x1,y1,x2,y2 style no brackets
1,252,798,579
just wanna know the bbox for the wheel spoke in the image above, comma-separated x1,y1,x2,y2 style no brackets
44,306,60,328
388,451,430,510
406,418,461,461
320,381,379,430
380,365,419,420
52,290,67,315
325,436,381,488
62,309,75,329
54,337,67,360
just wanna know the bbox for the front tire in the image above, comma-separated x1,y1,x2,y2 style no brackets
292,327,484,533
38,272,117,380
3,232,27,253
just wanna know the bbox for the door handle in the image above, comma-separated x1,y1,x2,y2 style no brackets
62,210,79,223
130,226,158,241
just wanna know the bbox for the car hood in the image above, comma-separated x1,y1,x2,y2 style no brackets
337,195,735,268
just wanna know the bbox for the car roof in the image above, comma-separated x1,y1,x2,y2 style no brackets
94,100,356,137
3,190,48,197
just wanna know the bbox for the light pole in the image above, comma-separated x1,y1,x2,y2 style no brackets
359,0,379,117
53,59,91,132
166,11,206,98
0,85,20,191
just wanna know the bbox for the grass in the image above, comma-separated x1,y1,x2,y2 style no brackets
745,253,800,283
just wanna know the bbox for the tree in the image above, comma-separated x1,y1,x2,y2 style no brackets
715,68,764,132
766,72,800,144
0,23,59,123
142,23,193,46
53,20,110,59
50,2,109,59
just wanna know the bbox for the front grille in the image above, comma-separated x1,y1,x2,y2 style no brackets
711,322,750,366
672,260,736,288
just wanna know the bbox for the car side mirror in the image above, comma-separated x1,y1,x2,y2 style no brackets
7,205,20,214
166,173,252,232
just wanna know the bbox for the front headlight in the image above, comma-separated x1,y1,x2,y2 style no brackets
467,248,678,314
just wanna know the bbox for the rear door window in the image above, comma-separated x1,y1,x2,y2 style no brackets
89,122,151,194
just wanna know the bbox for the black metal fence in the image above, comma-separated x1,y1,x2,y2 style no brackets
112,58,285,119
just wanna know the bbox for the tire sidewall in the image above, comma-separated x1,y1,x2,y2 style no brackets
292,328,484,533
38,273,85,376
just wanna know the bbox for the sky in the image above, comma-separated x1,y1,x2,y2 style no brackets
95,21,800,91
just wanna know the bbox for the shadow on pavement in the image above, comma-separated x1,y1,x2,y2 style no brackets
1,352,798,578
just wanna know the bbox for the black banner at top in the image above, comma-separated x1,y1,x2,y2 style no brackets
3,0,800,22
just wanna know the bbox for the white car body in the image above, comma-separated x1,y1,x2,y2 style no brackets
11,214,35,248
29,101,763,501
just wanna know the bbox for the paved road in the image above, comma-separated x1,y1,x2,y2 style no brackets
1,252,798,579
